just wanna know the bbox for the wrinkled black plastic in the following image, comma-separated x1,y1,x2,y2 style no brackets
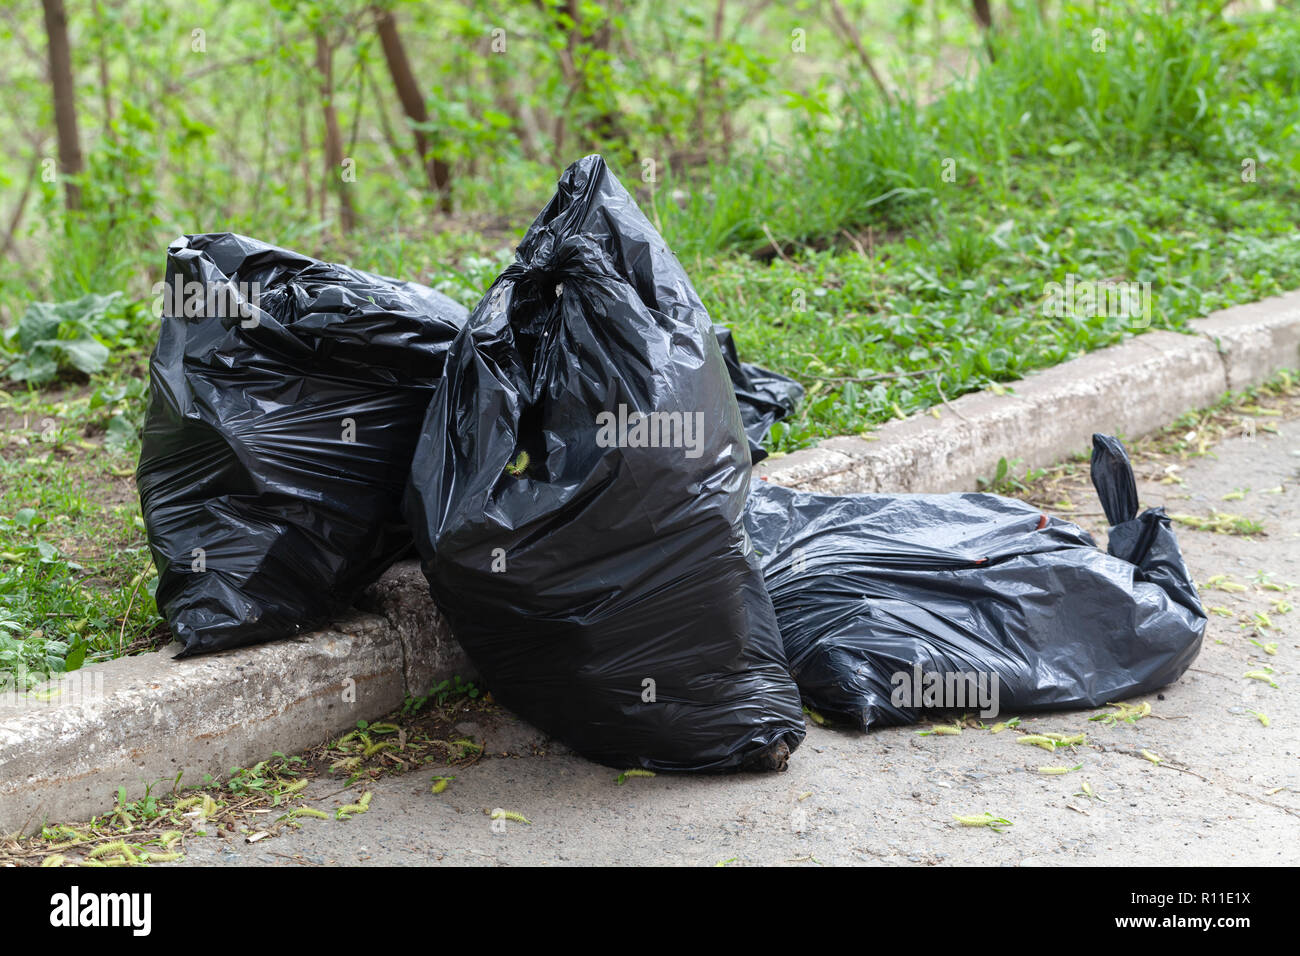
403,155,806,771
137,228,799,658
744,434,1206,729
137,233,467,656
714,326,803,463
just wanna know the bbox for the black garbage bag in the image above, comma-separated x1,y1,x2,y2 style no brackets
137,233,467,656
713,326,803,463
403,155,806,771
744,434,1206,729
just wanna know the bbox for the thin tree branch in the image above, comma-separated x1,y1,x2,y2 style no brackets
826,0,890,99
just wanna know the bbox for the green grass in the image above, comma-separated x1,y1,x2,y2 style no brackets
652,3,1300,260
698,151,1300,452
0,374,161,688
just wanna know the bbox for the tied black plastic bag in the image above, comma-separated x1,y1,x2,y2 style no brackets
403,155,806,771
745,434,1206,729
137,233,467,656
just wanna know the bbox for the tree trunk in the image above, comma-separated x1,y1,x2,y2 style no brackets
41,0,84,211
972,0,996,61
373,6,450,212
314,29,355,235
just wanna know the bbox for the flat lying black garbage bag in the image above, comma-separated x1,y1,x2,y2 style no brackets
403,155,806,771
137,233,467,656
744,434,1206,729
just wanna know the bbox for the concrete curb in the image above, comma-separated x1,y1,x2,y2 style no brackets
0,562,470,834
3,290,1298,834
756,289,1300,493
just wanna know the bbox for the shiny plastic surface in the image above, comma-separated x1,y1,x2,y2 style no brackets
403,156,806,771
745,434,1206,729
137,233,466,656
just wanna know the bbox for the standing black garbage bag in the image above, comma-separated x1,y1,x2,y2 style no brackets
403,155,806,771
744,434,1206,729
137,233,467,656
